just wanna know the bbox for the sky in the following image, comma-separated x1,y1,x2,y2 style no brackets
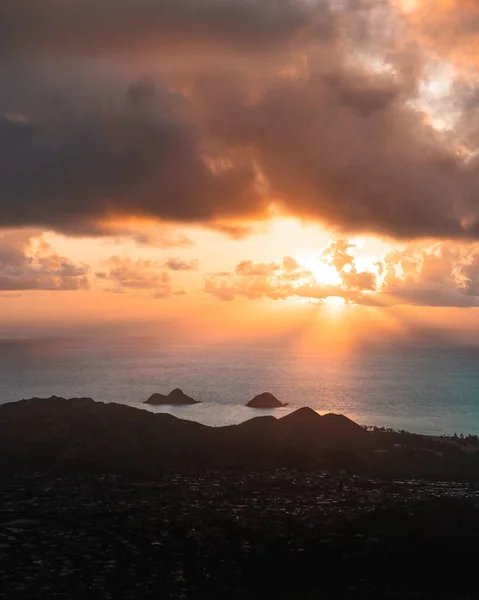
1,0,479,348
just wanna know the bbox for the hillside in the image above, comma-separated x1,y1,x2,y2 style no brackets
0,396,478,480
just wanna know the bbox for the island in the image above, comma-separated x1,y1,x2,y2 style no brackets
144,388,200,405
246,392,287,408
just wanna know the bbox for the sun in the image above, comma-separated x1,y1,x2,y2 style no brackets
297,254,342,286
391,0,420,14
324,296,346,310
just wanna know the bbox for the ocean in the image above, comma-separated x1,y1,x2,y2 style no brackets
1,337,479,436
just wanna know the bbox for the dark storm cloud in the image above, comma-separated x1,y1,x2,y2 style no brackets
0,101,261,235
2,0,479,242
0,0,330,59
6,63,477,241
202,61,479,240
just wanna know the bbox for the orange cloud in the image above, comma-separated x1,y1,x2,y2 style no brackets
369,241,479,307
205,237,479,307
205,239,377,303
391,0,479,67
0,231,89,291
96,257,187,298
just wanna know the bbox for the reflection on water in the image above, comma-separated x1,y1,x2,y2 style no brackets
0,337,479,435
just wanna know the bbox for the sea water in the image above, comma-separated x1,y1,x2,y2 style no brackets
0,337,478,435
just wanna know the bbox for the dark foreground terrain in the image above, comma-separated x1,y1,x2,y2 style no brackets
1,396,479,480
2,471,479,599
2,397,479,598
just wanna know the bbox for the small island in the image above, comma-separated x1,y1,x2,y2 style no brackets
144,388,200,406
246,392,287,408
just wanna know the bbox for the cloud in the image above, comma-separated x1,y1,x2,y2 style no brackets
97,257,169,289
202,60,479,240
0,231,89,291
2,0,479,242
322,239,355,271
101,225,194,249
282,256,300,271
457,256,479,297
235,260,280,277
367,242,479,308
392,0,479,68
0,97,260,236
97,256,187,298
341,268,376,292
205,250,341,302
0,0,329,59
205,237,479,307
163,258,199,271
205,271,292,302
209,223,258,240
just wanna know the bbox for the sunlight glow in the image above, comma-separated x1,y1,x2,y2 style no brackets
298,254,342,286
324,296,346,311
395,0,420,14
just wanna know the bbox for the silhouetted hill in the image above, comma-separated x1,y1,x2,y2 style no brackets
320,412,368,441
145,388,199,405
277,408,368,447
1,396,479,480
280,406,321,425
281,406,322,433
235,415,278,433
246,393,285,408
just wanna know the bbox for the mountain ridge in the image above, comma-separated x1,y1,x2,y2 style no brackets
0,396,478,481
